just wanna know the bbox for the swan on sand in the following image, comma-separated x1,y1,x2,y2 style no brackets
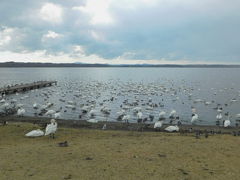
25,129,44,137
165,125,179,132
45,119,58,138
25,119,58,138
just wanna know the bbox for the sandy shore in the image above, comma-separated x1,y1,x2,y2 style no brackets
0,121,240,180
1,115,240,134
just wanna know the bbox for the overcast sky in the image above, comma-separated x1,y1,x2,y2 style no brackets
0,0,239,64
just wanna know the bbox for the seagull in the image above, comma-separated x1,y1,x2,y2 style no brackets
45,119,58,138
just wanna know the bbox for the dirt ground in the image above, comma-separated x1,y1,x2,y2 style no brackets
0,122,240,180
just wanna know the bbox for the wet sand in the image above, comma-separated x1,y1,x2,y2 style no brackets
0,121,240,180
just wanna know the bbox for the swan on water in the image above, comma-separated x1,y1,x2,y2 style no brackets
191,113,198,124
33,103,39,109
45,119,58,138
169,110,176,119
89,109,97,117
45,110,56,117
224,117,231,127
17,108,25,116
154,121,163,129
159,111,166,120
122,115,130,123
54,112,61,119
0,99,6,103
216,113,222,120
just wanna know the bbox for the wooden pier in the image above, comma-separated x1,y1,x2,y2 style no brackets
0,81,57,95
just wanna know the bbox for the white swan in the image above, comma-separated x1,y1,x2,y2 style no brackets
122,115,130,122
89,109,97,117
165,125,179,132
169,110,176,118
224,118,231,127
137,111,143,119
45,110,56,117
0,99,5,103
191,113,198,124
216,113,222,120
87,118,98,123
235,114,240,119
45,119,58,138
33,103,39,109
25,129,44,137
159,111,166,119
17,108,25,116
154,121,163,128
54,112,61,119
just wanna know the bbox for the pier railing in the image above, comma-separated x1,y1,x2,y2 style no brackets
0,81,57,95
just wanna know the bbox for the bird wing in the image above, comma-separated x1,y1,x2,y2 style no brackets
25,129,44,137
45,124,52,135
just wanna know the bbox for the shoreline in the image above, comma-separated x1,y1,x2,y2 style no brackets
1,115,239,134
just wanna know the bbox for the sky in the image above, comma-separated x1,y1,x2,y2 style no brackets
0,0,240,64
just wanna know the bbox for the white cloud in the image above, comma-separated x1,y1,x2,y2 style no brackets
40,3,63,23
73,0,113,25
43,31,62,39
0,27,13,47
73,45,85,54
90,30,105,42
0,50,227,65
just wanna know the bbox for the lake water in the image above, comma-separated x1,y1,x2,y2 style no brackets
1,67,240,126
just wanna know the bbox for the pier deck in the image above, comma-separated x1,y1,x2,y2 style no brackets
0,81,57,95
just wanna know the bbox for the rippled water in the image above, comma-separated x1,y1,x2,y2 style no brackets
1,67,240,126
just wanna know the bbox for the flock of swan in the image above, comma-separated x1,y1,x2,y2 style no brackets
1,79,240,132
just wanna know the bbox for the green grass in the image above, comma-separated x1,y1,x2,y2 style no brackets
0,122,240,180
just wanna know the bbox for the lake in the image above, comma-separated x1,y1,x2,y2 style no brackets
0,67,240,126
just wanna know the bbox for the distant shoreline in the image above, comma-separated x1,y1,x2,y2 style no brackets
1,62,240,68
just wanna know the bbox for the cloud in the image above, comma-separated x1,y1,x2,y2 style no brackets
42,31,62,39
0,0,240,64
39,3,63,24
73,0,113,25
